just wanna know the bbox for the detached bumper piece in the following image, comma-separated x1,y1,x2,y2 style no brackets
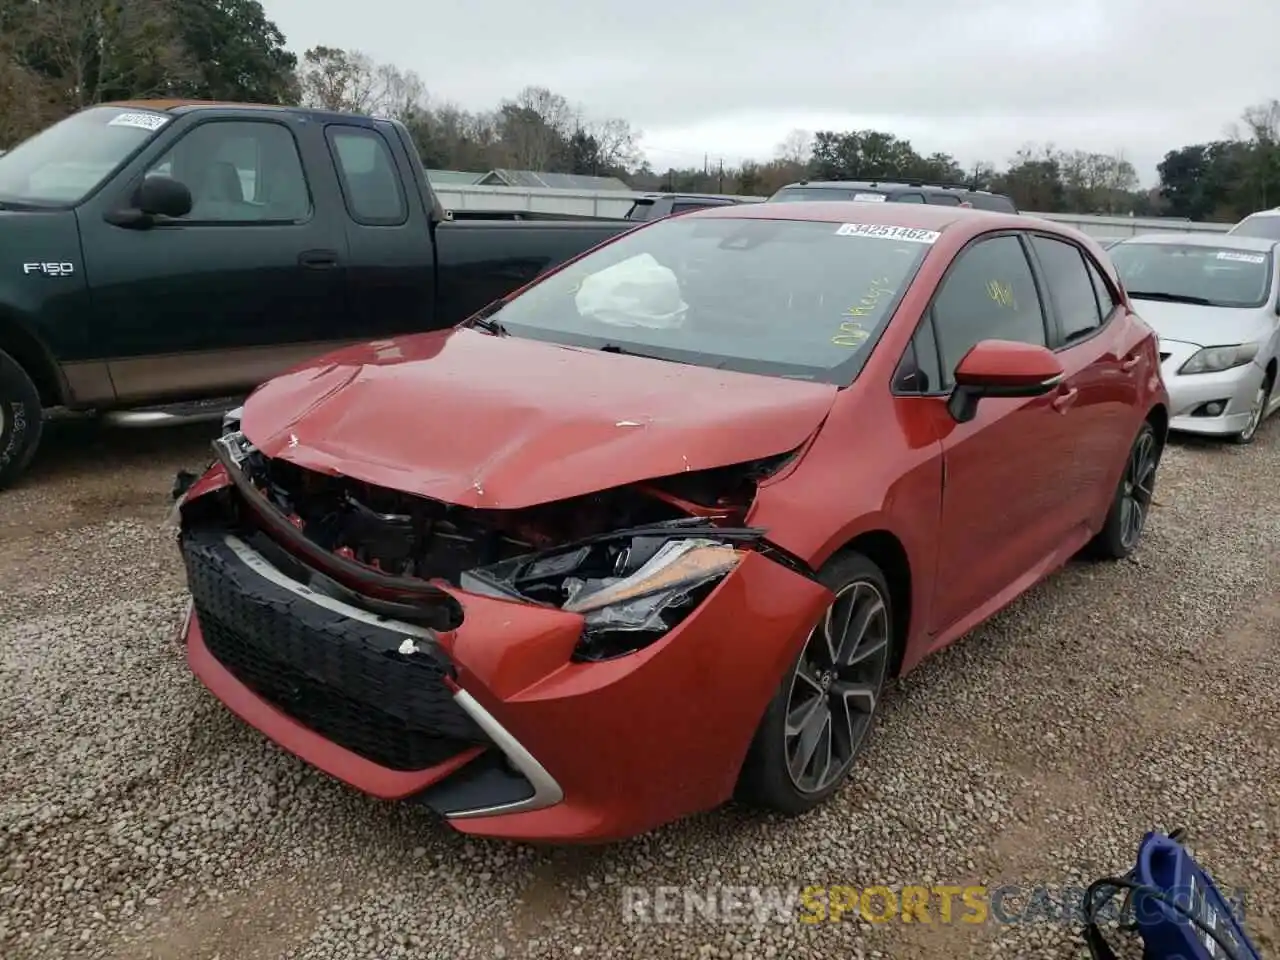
181,527,561,819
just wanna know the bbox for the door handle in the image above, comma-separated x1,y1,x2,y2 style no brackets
298,249,340,269
1051,386,1079,413
1120,354,1141,371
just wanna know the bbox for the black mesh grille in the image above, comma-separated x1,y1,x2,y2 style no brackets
182,528,489,771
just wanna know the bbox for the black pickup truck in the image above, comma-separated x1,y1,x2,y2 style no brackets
0,101,634,488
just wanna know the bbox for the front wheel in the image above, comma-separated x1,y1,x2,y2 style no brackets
1231,371,1273,445
736,551,894,816
0,349,45,491
1087,421,1160,560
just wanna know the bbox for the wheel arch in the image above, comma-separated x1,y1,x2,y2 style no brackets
1144,401,1169,448
0,311,65,408
832,529,913,677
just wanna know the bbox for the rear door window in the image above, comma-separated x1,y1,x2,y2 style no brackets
326,125,407,226
1030,235,1104,343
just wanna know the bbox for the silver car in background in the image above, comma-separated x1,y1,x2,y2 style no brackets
1109,233,1280,444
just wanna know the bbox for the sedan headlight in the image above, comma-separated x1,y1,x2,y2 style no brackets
1178,344,1258,375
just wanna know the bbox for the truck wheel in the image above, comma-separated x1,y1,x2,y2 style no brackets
0,348,45,490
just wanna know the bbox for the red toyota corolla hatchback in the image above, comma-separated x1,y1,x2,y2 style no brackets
174,203,1168,843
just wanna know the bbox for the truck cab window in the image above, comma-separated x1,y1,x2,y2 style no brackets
147,120,310,223
326,127,408,225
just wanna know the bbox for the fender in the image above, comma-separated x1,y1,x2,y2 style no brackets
0,308,69,407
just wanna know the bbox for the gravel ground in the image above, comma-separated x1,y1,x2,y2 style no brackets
1,415,1277,960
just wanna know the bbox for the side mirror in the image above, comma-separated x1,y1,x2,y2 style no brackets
104,174,192,228
136,175,192,218
947,339,1065,423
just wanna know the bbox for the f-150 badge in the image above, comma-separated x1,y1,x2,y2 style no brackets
22,262,75,276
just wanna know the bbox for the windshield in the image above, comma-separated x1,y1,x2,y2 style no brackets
481,216,934,384
1228,214,1280,241
769,187,887,203
0,106,172,206
1109,242,1273,309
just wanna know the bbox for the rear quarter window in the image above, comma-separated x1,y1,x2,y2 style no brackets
966,194,1018,213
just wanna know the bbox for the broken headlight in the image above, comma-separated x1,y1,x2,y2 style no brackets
562,537,741,630
461,530,751,661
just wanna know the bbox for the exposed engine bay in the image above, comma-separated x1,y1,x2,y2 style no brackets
196,432,799,660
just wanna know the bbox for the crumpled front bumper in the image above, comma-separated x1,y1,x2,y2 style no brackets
180,519,831,843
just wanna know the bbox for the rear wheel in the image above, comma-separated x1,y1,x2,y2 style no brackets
1088,421,1160,560
0,349,44,491
1231,370,1273,445
736,551,894,815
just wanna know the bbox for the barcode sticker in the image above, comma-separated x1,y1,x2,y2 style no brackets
835,223,941,244
107,111,170,132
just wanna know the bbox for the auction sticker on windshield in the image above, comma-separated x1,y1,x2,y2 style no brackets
853,193,888,202
836,223,941,244
107,111,170,132
1216,251,1266,264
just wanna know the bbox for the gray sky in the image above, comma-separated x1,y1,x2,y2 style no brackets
262,0,1280,183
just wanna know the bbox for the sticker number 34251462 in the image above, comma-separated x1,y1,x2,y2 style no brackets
835,223,941,244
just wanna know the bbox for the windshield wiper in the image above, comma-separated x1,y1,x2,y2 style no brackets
599,343,701,365
1126,291,1212,306
462,299,508,335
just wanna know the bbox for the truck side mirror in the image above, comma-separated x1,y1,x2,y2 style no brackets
105,175,193,228
136,175,192,218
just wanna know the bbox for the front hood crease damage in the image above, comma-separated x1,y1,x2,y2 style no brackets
236,328,838,510
200,427,808,662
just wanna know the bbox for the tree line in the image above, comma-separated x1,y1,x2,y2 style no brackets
0,0,1276,221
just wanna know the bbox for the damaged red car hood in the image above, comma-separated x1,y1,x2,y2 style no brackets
240,329,838,509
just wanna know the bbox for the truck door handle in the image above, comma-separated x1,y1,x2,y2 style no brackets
1051,386,1079,413
1121,355,1141,371
298,249,340,269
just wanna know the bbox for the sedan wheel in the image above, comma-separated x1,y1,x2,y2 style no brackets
1232,376,1271,445
737,551,894,815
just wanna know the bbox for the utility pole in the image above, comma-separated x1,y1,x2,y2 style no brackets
718,158,724,193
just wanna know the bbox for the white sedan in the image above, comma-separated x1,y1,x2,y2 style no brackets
1109,233,1280,444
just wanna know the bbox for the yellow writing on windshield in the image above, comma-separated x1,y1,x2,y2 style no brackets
986,279,1015,309
834,277,893,345
843,276,894,318
832,322,870,347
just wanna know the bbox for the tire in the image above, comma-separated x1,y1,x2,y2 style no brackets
1230,370,1273,445
1087,420,1160,561
736,550,895,816
0,348,45,491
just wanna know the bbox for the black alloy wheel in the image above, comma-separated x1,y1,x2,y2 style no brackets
737,551,894,815
1117,425,1158,552
784,579,891,794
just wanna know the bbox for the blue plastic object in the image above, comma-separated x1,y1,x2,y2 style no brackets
1128,831,1260,960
